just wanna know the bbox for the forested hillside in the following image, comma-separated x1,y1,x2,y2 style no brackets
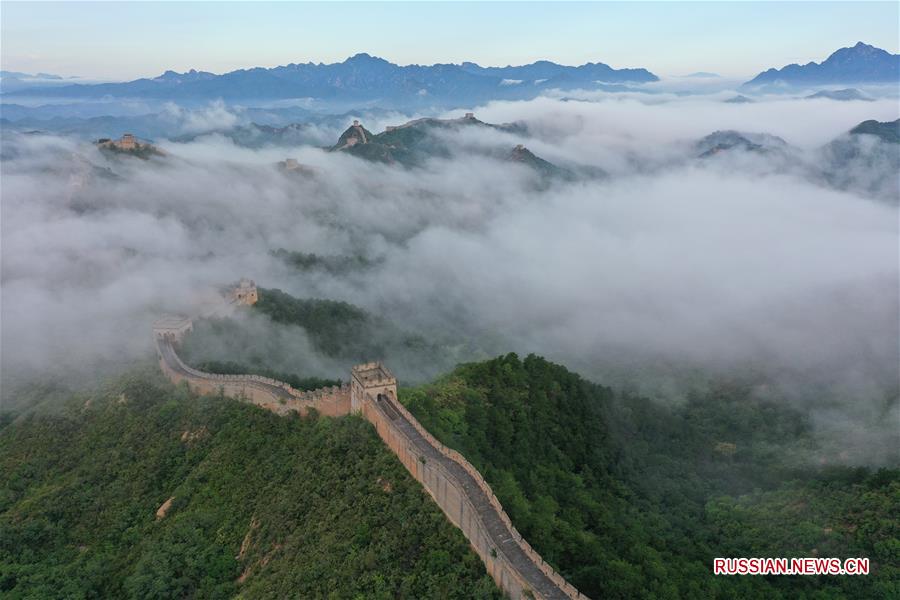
403,353,899,599
3,350,896,599
0,370,499,599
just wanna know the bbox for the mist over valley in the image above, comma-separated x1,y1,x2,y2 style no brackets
2,16,898,599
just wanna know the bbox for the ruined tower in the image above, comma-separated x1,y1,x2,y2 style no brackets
229,278,258,305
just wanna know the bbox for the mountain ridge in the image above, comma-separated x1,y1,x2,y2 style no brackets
3,54,658,106
744,41,900,87
325,114,581,184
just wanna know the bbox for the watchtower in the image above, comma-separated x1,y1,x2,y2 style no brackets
229,278,258,305
350,362,397,414
119,133,137,150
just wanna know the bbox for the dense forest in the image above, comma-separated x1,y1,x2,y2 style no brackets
0,370,499,599
3,289,897,598
403,353,899,599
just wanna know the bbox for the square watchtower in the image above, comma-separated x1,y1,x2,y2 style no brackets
350,362,397,413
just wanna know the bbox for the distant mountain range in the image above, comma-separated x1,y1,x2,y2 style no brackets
2,54,658,107
6,42,898,110
744,42,899,87
0,70,78,93
1,70,64,80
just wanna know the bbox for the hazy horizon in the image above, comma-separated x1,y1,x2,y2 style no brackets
2,1,898,81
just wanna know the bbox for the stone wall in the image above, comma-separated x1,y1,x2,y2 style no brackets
157,338,350,417
153,302,587,599
361,391,587,600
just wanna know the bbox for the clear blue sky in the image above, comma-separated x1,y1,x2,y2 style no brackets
2,1,898,80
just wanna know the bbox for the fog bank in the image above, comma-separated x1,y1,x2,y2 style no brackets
2,96,897,462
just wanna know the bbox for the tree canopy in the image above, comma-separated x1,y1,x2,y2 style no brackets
403,353,899,599
0,371,500,599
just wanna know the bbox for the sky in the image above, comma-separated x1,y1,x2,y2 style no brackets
1,1,898,81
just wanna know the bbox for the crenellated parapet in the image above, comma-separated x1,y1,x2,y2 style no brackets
156,335,351,417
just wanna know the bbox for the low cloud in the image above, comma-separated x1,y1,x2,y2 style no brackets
1,95,897,463
161,100,240,134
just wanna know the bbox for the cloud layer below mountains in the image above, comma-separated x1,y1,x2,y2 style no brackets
2,95,897,462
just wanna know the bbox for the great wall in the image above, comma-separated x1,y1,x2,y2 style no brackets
153,281,589,600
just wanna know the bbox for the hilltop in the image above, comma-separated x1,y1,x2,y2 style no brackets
804,88,873,102
508,144,575,181
96,133,164,159
723,94,754,104
328,113,515,163
689,121,899,202
744,42,900,87
694,130,789,158
819,118,900,201
849,118,900,144
327,113,580,184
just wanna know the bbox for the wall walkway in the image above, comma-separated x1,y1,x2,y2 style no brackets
364,392,588,600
